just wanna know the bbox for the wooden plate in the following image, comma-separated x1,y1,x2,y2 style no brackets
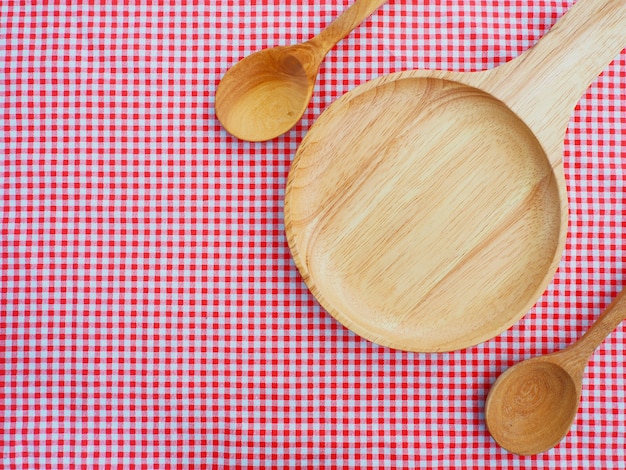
284,0,624,352
284,76,563,352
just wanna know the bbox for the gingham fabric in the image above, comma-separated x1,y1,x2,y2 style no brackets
1,0,625,468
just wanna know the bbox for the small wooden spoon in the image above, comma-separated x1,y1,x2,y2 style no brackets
215,0,389,142
485,288,626,455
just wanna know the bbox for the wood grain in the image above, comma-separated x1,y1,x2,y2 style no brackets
485,359,579,455
215,43,320,141
284,0,626,352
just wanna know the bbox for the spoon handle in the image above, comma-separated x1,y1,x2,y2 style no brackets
309,0,389,56
479,0,626,160
564,288,626,367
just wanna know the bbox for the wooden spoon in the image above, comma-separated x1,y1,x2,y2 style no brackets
284,0,626,352
215,0,389,142
485,288,626,455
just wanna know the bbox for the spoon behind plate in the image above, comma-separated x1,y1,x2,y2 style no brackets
485,288,626,455
215,0,389,142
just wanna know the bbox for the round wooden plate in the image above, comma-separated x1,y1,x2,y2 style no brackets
284,76,563,352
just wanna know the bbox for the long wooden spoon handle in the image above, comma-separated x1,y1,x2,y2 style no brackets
565,288,626,363
479,0,626,158
309,0,389,55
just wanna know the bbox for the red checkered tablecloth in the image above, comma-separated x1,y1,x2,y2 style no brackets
1,0,625,468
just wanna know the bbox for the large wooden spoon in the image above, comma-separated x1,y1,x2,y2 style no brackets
215,0,389,142
284,0,626,352
485,288,626,455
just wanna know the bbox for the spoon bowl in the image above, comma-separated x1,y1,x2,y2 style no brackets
485,359,579,455
215,44,317,142
215,0,389,141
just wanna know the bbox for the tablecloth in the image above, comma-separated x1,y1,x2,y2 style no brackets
1,0,625,468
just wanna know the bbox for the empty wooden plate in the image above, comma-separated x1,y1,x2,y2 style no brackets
284,0,626,352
